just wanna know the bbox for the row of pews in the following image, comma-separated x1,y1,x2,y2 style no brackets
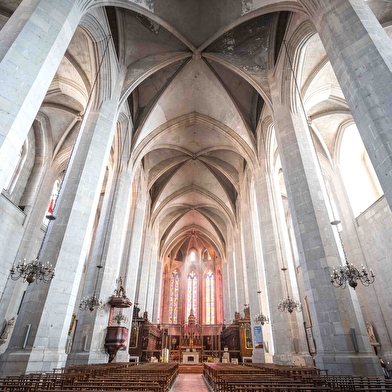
203,362,392,391
0,362,179,391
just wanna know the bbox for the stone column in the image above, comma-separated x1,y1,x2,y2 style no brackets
0,68,126,375
0,0,88,191
253,161,309,365
137,221,153,316
269,65,381,373
307,0,392,211
238,176,265,363
233,227,247,314
223,225,239,322
68,121,135,365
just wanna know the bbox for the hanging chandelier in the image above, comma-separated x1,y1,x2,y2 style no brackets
278,296,301,314
79,293,104,312
278,267,301,314
255,291,269,325
10,258,55,284
113,310,128,325
254,313,269,325
330,220,375,289
79,265,104,312
10,214,55,284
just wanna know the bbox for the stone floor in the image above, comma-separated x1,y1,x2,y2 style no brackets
170,373,211,391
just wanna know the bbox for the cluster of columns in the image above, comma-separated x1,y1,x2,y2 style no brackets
0,0,390,377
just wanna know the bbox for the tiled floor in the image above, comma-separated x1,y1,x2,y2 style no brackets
170,373,211,391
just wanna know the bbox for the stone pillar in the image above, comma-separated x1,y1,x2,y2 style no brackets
223,226,239,322
137,219,153,315
0,0,88,191
233,229,247,314
0,115,58,326
146,241,159,320
238,175,265,363
308,0,392,211
0,68,125,375
68,122,135,365
252,161,309,365
269,64,381,373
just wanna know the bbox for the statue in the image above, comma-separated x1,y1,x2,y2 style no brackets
0,317,15,345
366,322,380,346
244,306,250,320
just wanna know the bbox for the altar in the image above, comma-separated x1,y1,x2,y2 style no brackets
182,352,199,364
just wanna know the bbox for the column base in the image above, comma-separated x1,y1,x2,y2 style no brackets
0,347,68,376
315,352,383,376
66,349,108,366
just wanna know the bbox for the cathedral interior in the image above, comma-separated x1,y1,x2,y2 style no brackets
0,0,392,379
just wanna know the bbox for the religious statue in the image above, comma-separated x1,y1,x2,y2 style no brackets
244,306,250,320
366,322,380,346
0,317,15,345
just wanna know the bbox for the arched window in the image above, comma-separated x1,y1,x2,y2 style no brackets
169,270,179,324
205,269,215,324
190,250,196,262
340,124,383,216
186,271,197,319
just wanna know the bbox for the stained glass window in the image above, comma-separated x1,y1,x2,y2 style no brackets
187,271,197,319
169,270,179,324
205,269,215,324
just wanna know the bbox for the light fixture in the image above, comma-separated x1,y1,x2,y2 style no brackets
254,291,269,325
10,217,55,284
112,310,128,325
254,313,269,325
79,265,104,312
10,258,55,285
330,220,375,289
278,267,301,314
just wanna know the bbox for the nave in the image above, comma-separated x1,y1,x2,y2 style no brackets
1,0,392,379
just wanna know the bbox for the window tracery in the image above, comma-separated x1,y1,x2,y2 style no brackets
187,271,197,320
205,269,215,324
169,270,179,324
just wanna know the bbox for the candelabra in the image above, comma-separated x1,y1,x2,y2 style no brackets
113,310,128,325
254,291,269,325
254,313,269,325
278,267,301,314
79,293,104,312
79,265,104,312
330,220,375,290
278,296,302,314
10,258,55,284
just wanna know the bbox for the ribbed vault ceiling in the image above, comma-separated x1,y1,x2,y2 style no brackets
120,6,274,261
2,0,390,265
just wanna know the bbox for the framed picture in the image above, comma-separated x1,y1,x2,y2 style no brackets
253,325,263,349
304,322,316,355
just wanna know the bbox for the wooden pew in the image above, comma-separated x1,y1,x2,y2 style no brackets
0,362,178,392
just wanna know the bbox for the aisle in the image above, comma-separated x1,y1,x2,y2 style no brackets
170,373,211,391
